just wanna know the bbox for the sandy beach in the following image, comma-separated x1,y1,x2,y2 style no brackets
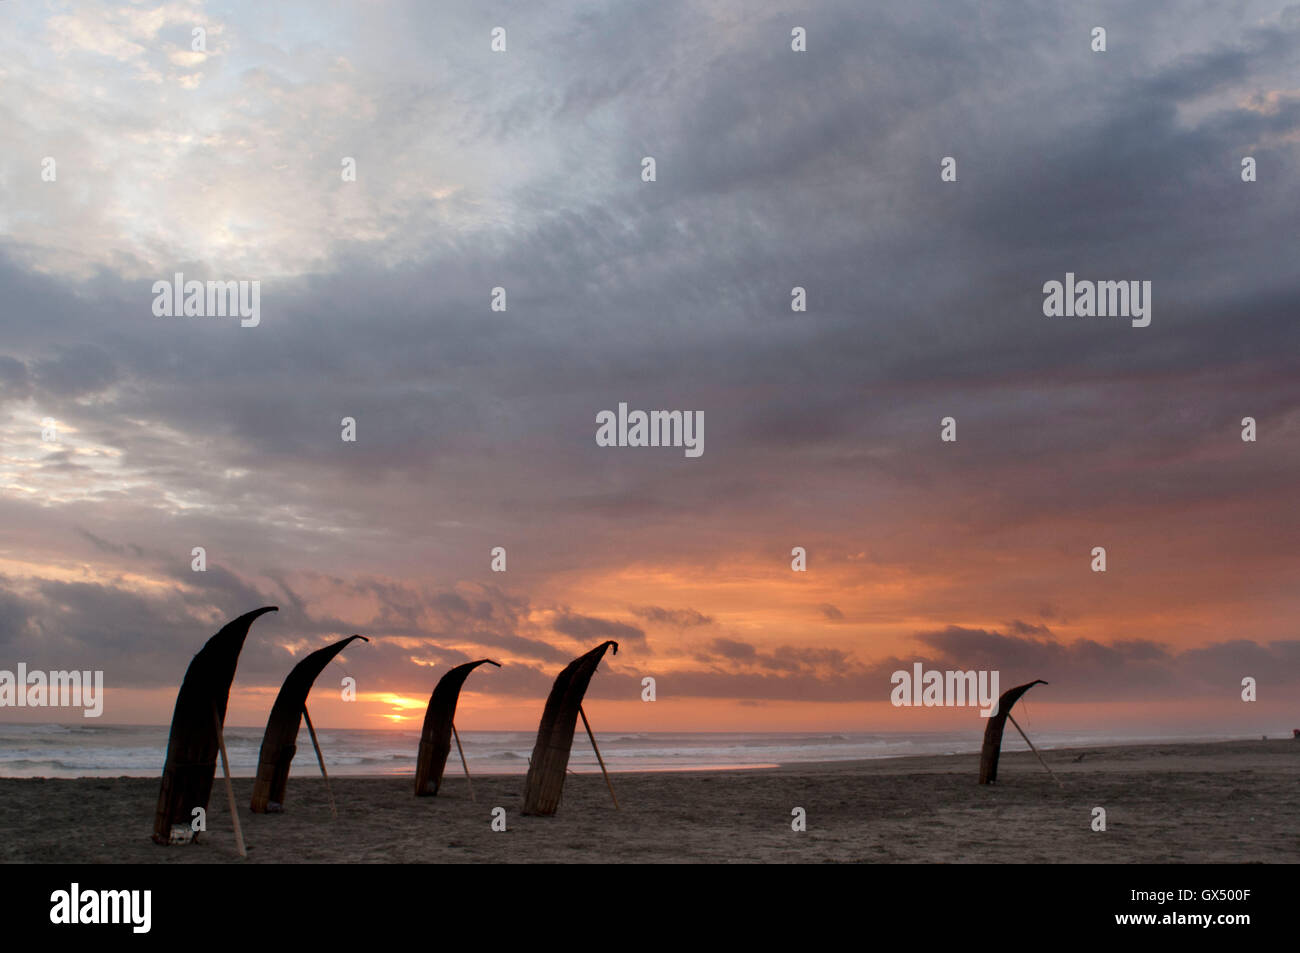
2,739,1297,863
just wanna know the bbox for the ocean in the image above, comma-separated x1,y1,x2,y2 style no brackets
0,723,1275,779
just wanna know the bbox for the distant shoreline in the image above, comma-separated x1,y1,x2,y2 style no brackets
1,728,1295,780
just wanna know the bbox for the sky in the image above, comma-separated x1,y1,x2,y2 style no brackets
1,0,1298,735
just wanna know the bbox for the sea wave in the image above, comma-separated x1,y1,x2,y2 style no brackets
0,724,1278,779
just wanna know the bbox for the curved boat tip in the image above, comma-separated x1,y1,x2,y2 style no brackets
995,678,1048,703
205,605,278,651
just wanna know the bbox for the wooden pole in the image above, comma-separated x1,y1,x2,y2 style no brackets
452,722,475,803
579,706,618,810
213,711,247,857
1007,713,1064,789
302,705,337,819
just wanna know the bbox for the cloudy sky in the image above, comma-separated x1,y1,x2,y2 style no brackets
1,0,1298,734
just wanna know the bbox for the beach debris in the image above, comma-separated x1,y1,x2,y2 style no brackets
978,678,1048,785
250,634,369,815
414,658,501,798
522,640,619,816
152,606,278,846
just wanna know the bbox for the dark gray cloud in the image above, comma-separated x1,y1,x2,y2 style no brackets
76,529,145,559
0,1,1296,722
0,356,30,400
666,620,1300,704
1,553,1294,705
34,345,118,399
551,611,647,646
911,624,1300,703
705,638,758,662
629,605,714,628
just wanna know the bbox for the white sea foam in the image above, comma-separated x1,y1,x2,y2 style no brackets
0,724,1278,779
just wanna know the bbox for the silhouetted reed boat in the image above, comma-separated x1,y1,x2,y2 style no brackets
250,634,368,814
414,658,500,797
978,679,1048,784
522,640,619,816
151,606,278,844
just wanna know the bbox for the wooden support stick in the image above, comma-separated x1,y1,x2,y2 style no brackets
579,706,618,810
1008,713,1064,789
302,705,337,819
213,712,247,857
452,722,476,803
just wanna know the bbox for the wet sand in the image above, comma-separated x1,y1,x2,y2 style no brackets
2,739,1296,863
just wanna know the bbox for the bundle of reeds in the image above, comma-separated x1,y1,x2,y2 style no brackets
414,658,501,797
522,640,618,816
151,606,278,844
250,634,368,813
978,679,1048,784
